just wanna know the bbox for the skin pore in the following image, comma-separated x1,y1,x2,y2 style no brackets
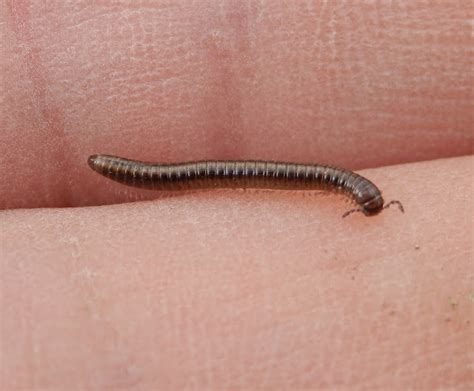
1,1,473,389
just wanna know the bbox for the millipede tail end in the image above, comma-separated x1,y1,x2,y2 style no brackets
87,155,99,169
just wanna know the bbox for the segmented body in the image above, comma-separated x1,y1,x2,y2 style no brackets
87,154,404,217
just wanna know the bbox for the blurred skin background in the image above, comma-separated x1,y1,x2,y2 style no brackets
1,1,473,389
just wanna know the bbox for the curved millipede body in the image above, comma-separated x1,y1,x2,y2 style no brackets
87,154,404,217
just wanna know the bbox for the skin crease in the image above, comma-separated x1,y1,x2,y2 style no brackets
0,1,473,390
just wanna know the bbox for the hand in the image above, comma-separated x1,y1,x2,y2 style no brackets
1,2,472,389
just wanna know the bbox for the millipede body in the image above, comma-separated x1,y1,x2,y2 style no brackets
87,154,404,217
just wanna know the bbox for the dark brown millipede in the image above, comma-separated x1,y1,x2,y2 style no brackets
87,154,404,217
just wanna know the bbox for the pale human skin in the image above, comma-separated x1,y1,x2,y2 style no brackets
1,1,473,390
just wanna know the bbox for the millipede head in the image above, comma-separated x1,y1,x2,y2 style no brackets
360,194,385,216
343,197,404,218
342,197,405,218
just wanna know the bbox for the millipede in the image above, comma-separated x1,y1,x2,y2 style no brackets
87,154,404,218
